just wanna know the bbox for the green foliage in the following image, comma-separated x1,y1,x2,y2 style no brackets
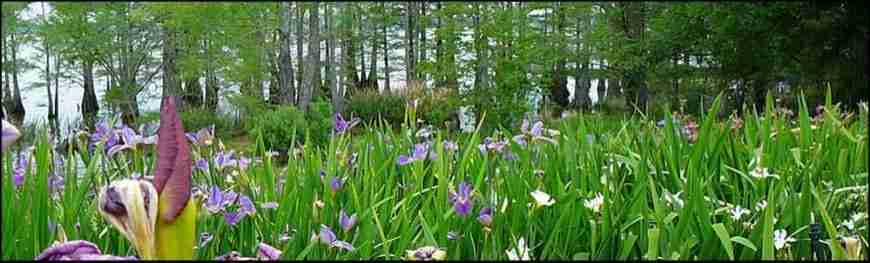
347,90,406,129
244,105,305,152
305,100,335,146
404,87,462,130
228,94,270,115
179,109,231,136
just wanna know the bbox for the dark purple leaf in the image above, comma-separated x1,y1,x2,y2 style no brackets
152,97,192,222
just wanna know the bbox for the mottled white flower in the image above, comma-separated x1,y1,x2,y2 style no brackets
773,229,796,250
663,191,684,209
730,206,750,220
755,200,767,212
837,213,865,231
530,190,555,207
750,166,779,179
840,219,855,231
505,237,531,261
584,193,605,213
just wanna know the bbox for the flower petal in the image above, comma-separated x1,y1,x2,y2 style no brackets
256,242,282,260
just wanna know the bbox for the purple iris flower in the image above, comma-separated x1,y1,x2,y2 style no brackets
35,240,136,261
1,119,21,152
89,119,111,144
195,158,210,172
318,224,337,245
239,195,256,215
205,186,224,213
503,151,519,161
479,137,509,154
186,125,215,146
237,156,251,170
516,117,558,145
89,119,123,153
333,113,360,135
13,151,29,188
331,241,355,252
443,141,458,152
477,207,493,227
512,134,527,146
397,143,436,166
529,121,544,137
330,177,344,192
339,210,358,232
397,155,414,166
488,140,508,152
412,143,429,160
214,151,237,169
48,156,65,196
261,202,279,209
221,190,239,208
318,225,355,251
214,251,245,261
256,242,282,260
448,182,474,217
224,211,245,225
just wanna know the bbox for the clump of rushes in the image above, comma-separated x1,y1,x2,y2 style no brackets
5,94,867,260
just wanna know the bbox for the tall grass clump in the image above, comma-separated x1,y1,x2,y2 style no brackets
2,93,867,260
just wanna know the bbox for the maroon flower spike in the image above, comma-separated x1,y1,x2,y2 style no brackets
153,97,192,222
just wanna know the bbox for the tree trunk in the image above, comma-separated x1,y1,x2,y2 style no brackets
342,4,359,99
295,3,305,99
322,4,335,101
574,15,591,110
299,3,321,112
333,3,348,114
45,40,57,130
1,21,6,120
383,2,391,93
204,38,220,111
752,77,768,113
183,77,202,109
596,77,607,106
274,1,296,105
162,24,180,101
53,51,60,129
418,3,427,82
326,4,338,104
81,60,99,130
549,2,570,109
626,2,649,111
311,4,322,101
405,2,416,89
367,22,378,91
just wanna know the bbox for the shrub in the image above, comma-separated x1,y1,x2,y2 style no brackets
401,84,462,131
180,109,232,135
305,99,335,146
347,90,406,129
244,105,305,151
244,99,334,150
